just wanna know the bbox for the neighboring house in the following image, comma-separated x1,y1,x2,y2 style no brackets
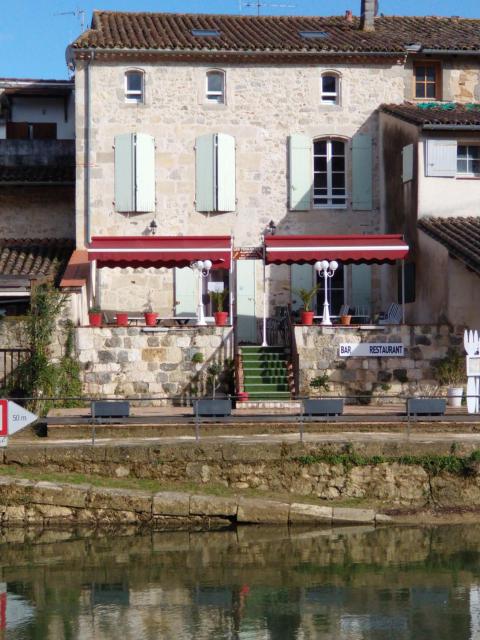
65,2,480,336
380,103,480,326
0,78,75,312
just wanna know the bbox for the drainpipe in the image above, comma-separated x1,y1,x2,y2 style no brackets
360,0,378,32
85,51,94,245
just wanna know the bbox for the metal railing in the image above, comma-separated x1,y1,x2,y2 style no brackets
0,348,30,389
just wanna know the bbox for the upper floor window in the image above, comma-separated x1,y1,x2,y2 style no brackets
206,70,225,104
414,62,441,99
320,73,340,105
125,70,144,103
313,139,346,208
457,145,480,177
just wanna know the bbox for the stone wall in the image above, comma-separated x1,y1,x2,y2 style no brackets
76,326,234,401
293,323,464,400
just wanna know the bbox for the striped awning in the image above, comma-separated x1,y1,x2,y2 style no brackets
264,234,409,264
88,236,232,269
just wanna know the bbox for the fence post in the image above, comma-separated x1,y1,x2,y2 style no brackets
299,398,304,443
194,400,200,443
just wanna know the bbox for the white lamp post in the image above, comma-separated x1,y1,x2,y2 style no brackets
191,259,212,326
315,260,338,326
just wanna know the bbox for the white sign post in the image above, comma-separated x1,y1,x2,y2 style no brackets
464,330,480,414
0,400,38,447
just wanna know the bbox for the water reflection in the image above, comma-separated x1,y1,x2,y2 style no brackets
0,524,480,639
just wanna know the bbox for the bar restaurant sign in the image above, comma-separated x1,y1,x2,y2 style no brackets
339,343,405,357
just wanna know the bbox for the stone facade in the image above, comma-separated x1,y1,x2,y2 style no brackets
76,326,234,401
293,323,464,399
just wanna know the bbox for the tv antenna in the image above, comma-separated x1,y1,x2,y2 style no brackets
239,0,297,16
54,7,87,31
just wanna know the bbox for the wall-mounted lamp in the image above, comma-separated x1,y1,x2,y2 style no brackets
149,219,158,235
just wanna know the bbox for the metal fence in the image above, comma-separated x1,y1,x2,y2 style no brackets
0,348,30,390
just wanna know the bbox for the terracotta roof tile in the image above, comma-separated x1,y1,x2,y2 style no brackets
0,239,74,282
0,166,75,184
381,102,480,127
72,11,480,54
418,217,480,275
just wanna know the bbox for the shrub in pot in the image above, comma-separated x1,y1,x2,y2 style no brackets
433,348,466,407
294,285,320,325
88,306,102,327
209,289,229,326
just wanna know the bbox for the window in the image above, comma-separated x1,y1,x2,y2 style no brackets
206,70,225,104
299,30,328,39
457,145,480,177
313,139,346,208
316,264,345,315
414,62,441,99
321,73,340,105
192,28,220,37
124,70,144,103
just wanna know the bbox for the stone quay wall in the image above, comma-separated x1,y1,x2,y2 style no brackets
5,440,480,509
293,324,464,400
75,326,234,401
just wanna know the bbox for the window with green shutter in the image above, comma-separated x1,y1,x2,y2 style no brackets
195,133,236,212
288,134,312,211
114,132,155,212
351,133,373,210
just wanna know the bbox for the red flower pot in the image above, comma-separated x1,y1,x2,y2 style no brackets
89,312,102,327
144,312,158,327
214,311,229,326
237,391,249,402
300,311,314,325
116,313,129,327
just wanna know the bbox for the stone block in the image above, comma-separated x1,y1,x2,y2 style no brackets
375,513,393,523
88,487,152,514
98,350,116,364
190,494,237,517
237,498,289,524
35,504,74,520
76,329,94,350
289,503,332,523
332,507,375,524
153,491,190,516
33,481,88,508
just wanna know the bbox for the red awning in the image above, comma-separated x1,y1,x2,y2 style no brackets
264,234,409,264
88,236,232,269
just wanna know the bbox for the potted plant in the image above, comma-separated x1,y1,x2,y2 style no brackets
88,306,102,327
309,372,330,395
116,312,129,327
209,289,229,326
433,348,466,407
144,294,158,327
340,312,352,325
294,286,319,325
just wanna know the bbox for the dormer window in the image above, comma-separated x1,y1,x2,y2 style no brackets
125,70,144,103
206,70,225,104
321,72,340,105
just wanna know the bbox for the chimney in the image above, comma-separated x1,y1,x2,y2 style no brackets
360,0,378,31
345,9,353,23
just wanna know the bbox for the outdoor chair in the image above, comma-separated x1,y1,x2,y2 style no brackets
378,303,402,325
354,305,371,323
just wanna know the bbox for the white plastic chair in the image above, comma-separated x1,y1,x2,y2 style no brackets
378,303,402,325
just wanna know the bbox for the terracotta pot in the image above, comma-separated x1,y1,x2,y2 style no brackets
214,311,229,326
116,313,129,327
340,315,352,326
89,312,102,327
144,312,158,327
237,391,249,402
300,310,315,325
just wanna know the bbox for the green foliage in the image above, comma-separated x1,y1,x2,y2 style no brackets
88,306,101,314
191,352,204,364
433,348,465,386
309,373,330,392
293,285,320,311
10,285,83,415
209,289,229,312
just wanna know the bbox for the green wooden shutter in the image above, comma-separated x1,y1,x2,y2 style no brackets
288,134,312,211
402,143,413,183
352,133,373,210
175,267,196,316
425,139,457,177
291,263,314,311
195,134,215,212
114,133,135,212
236,260,257,343
135,133,155,212
351,264,372,309
217,133,236,212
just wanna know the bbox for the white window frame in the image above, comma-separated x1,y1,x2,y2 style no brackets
313,138,347,209
205,69,225,104
457,144,480,177
124,70,144,104
320,72,340,105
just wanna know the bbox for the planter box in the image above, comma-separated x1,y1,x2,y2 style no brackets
303,399,344,416
91,401,130,419
406,398,446,417
195,399,232,417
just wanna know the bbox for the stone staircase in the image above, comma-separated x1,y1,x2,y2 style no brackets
240,346,291,400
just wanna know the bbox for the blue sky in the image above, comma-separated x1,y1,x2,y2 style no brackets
1,0,479,79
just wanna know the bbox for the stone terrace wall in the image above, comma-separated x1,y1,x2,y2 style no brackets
294,324,464,400
76,326,234,402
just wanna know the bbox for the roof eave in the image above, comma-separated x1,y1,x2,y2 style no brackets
422,124,480,131
421,49,480,56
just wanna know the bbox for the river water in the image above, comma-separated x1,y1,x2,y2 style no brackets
1,523,480,639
